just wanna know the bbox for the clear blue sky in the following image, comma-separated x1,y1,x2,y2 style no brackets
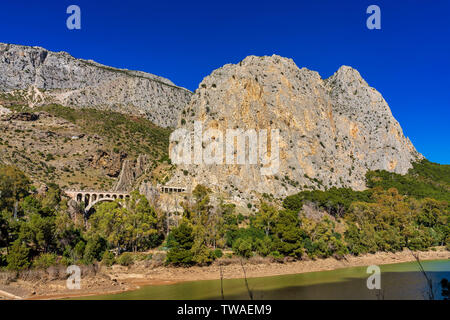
0,0,448,164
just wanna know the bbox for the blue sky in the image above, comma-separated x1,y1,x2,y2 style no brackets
0,0,449,164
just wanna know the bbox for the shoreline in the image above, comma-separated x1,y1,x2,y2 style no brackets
2,247,448,300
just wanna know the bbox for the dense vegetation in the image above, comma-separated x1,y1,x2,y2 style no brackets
0,159,448,270
0,165,165,270
366,159,450,202
282,159,449,256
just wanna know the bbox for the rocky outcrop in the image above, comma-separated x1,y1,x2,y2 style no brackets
67,200,85,226
0,43,192,127
0,105,11,116
87,150,127,178
1,112,39,122
168,55,422,203
114,154,149,191
139,182,160,205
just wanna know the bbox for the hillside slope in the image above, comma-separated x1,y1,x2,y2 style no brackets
0,103,172,191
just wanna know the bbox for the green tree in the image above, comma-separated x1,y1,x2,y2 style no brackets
166,222,195,266
271,210,305,258
191,240,214,265
0,165,30,213
18,212,56,255
232,238,253,258
54,207,83,252
254,202,278,236
88,201,127,252
254,236,272,256
41,183,62,210
124,191,159,251
0,210,11,249
6,240,30,270
83,236,107,264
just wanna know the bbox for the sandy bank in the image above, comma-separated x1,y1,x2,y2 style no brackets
1,247,447,300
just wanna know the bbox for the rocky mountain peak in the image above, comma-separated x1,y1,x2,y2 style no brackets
332,65,364,80
167,55,422,205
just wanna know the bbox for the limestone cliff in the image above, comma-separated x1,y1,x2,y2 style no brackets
168,55,422,203
0,43,192,127
114,155,149,191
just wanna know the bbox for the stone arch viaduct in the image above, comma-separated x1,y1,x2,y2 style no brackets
65,190,130,213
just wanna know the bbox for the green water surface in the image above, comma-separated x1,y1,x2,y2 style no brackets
76,259,450,300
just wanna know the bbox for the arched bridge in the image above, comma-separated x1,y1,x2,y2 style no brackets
65,190,130,212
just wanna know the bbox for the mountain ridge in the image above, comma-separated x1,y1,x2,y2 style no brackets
0,42,192,127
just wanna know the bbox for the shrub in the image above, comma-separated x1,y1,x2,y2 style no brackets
0,271,17,285
60,256,73,266
191,244,214,265
19,269,46,282
117,252,134,266
33,253,58,269
101,251,115,267
232,238,253,258
83,237,106,264
269,251,284,262
166,248,193,266
213,248,223,259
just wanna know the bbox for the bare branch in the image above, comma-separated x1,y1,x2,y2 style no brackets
219,264,224,300
240,258,253,300
410,249,434,300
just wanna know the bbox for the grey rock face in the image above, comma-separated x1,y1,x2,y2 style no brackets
168,55,422,203
139,182,160,205
0,43,192,127
114,154,149,191
0,105,12,116
86,149,127,178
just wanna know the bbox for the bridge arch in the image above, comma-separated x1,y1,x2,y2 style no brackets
65,190,130,214
85,197,117,213
84,194,90,207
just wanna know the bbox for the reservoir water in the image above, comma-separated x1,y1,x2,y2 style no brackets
79,259,450,300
